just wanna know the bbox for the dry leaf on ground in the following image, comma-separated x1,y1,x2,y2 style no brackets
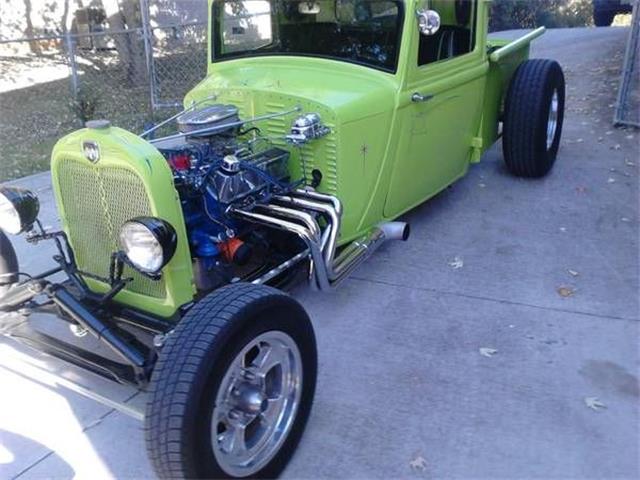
409,455,428,472
448,256,464,269
557,286,575,297
584,397,607,411
479,347,498,358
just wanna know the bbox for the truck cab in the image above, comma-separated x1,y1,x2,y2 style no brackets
190,0,533,242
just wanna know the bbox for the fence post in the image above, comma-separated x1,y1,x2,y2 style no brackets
65,30,79,101
139,0,157,114
614,0,640,127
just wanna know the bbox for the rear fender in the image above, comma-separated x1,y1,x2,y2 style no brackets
479,27,545,152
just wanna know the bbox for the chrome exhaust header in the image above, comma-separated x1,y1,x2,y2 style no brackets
229,205,332,290
230,190,409,291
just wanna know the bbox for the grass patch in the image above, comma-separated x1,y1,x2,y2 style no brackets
0,48,205,182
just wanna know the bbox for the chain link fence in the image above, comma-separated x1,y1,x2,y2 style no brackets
614,0,640,127
68,29,153,131
150,22,207,108
0,2,208,182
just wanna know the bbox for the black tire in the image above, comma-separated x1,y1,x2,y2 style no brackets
0,230,19,297
503,59,565,178
145,283,317,479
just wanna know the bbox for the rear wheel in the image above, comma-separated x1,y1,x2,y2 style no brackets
145,283,317,479
503,59,565,178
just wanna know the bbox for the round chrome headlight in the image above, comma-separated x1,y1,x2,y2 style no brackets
0,186,40,235
119,217,177,274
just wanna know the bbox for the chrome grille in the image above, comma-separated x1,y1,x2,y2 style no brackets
55,158,166,298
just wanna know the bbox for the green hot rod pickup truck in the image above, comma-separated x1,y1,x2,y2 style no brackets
0,0,564,478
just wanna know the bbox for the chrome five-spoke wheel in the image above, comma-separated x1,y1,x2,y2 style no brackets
212,331,303,477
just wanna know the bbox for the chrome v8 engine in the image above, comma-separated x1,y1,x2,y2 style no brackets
152,103,295,290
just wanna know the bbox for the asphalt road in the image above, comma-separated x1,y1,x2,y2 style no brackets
1,27,638,479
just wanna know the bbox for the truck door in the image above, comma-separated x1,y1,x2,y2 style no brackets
384,0,487,217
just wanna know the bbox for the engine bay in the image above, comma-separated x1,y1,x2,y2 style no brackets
152,104,305,291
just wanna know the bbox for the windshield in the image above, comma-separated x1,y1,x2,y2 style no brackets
211,0,404,72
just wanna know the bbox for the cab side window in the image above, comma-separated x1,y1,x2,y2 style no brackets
418,0,477,66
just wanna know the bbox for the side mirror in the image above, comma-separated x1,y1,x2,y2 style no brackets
416,9,441,36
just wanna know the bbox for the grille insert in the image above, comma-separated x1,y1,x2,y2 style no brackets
55,158,166,298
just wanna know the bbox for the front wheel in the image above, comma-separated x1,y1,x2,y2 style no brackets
503,59,566,178
145,283,317,479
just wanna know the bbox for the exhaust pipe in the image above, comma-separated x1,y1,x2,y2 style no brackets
379,221,411,242
330,221,410,287
229,206,332,290
231,191,409,291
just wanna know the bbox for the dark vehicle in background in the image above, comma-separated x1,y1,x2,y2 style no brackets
593,0,634,26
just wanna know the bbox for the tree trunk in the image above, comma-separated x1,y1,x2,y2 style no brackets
61,0,70,33
23,0,42,54
121,0,147,84
102,0,147,85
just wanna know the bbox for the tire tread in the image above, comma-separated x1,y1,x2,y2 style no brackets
145,283,296,479
503,58,565,178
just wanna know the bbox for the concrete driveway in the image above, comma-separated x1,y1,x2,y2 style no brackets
1,27,638,479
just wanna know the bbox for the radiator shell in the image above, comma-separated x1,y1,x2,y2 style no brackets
51,126,195,318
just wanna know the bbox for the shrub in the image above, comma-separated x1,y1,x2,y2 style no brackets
489,0,594,31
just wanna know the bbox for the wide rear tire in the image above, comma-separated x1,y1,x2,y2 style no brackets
145,283,317,479
503,59,565,178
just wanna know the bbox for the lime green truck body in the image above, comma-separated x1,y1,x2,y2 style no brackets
188,0,538,243
50,0,543,317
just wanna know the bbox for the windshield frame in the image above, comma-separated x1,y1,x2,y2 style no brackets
210,0,405,74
